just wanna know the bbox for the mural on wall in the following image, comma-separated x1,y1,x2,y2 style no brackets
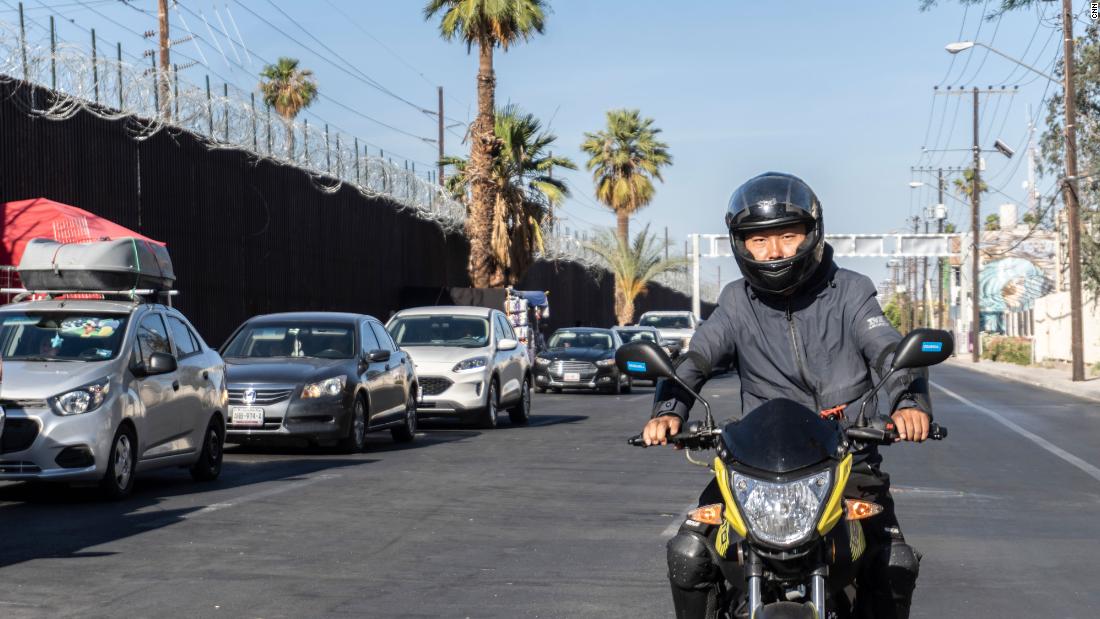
977,229,1057,333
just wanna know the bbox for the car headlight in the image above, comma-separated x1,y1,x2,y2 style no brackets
681,336,692,351
301,376,347,399
731,469,832,547
535,357,551,366
50,377,111,416
452,356,488,372
595,358,615,367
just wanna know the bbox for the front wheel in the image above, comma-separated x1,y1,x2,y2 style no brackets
391,391,418,443
337,397,367,453
508,378,531,425
478,381,500,429
99,425,137,500
621,376,633,395
189,416,224,481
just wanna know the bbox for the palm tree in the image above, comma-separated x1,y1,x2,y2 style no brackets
442,105,576,285
585,225,687,326
952,167,988,201
259,57,318,159
424,0,548,288
581,109,672,247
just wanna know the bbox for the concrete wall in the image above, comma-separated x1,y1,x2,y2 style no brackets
1033,290,1100,365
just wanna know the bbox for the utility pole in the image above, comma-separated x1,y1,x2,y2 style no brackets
437,86,445,185
937,168,947,330
664,226,669,261
1060,0,1084,381
692,234,701,319
971,86,982,363
923,218,930,328
157,0,171,119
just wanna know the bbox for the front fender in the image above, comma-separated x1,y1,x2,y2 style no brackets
756,601,816,619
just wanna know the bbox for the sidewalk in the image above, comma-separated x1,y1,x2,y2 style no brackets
944,356,1100,404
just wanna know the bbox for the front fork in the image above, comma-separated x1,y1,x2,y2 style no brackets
743,547,828,619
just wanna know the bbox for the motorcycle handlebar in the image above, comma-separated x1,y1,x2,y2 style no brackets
846,422,947,444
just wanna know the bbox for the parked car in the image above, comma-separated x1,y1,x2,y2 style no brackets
0,296,227,498
386,306,531,428
220,312,417,451
637,310,700,356
532,327,631,394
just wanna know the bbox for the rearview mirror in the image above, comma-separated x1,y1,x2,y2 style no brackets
145,351,178,375
615,340,676,381
497,338,518,351
892,328,954,370
367,349,391,363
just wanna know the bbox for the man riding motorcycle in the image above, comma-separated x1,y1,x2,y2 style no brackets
642,172,932,619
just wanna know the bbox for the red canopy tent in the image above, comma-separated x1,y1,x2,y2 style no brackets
1,198,164,266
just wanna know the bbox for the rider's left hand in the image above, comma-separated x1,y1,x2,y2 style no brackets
891,408,930,442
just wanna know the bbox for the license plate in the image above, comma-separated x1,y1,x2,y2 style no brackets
563,372,581,382
231,407,264,426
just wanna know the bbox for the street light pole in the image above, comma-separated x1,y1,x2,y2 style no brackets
1060,0,1085,381
971,86,981,363
937,168,946,330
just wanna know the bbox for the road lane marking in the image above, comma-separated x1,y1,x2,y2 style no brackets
932,381,1100,484
661,503,696,538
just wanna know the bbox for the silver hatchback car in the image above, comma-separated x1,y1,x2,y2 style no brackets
0,298,227,498
386,306,531,428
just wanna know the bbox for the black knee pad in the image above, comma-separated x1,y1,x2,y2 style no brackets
886,541,921,596
667,531,719,590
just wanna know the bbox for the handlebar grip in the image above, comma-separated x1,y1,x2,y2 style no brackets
627,434,647,447
929,423,948,440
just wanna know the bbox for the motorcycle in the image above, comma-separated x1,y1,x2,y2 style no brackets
618,328,952,619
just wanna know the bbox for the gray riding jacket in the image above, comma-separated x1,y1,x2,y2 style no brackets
653,247,931,431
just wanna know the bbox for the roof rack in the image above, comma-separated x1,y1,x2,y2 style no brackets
0,288,179,306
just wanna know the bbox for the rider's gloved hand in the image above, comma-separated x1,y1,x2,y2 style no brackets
642,414,682,446
891,408,930,442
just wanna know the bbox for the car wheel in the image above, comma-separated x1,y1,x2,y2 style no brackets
551,387,563,394
391,390,418,443
479,381,500,429
189,416,224,481
337,396,367,453
99,424,136,500
508,378,531,425
605,374,622,395
622,376,633,395
535,385,547,394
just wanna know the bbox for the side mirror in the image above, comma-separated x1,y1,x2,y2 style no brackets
497,338,519,351
891,328,954,370
146,351,178,375
615,340,676,381
367,349,391,363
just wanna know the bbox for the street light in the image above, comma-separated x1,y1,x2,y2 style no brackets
947,22,1086,380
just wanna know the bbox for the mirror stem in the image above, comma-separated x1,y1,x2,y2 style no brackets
856,368,895,427
670,375,716,430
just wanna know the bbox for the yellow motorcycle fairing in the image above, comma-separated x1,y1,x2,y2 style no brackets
816,454,852,536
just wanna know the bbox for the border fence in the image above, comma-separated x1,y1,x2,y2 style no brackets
0,13,713,301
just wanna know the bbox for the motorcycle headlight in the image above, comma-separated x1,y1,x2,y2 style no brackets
595,358,615,367
302,376,347,399
452,356,488,372
731,469,832,547
50,377,111,416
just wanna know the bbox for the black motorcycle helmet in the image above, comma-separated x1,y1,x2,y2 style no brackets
725,172,825,296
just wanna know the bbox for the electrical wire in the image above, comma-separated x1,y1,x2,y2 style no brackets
959,9,1003,86
944,0,991,85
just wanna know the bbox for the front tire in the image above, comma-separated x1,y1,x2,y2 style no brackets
337,396,367,453
99,424,136,500
189,416,224,481
478,381,500,429
391,390,418,443
621,376,633,395
508,378,531,425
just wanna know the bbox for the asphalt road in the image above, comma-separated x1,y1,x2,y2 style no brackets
1,364,1098,618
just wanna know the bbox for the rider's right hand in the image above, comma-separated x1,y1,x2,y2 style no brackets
642,415,682,446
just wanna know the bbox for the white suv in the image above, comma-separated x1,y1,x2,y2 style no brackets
386,306,531,429
637,311,700,355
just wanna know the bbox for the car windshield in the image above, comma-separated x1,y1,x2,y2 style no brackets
388,315,489,348
640,315,692,329
547,330,613,350
0,312,129,362
619,330,658,343
222,323,354,359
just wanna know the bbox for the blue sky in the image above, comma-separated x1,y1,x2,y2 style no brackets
5,0,1077,288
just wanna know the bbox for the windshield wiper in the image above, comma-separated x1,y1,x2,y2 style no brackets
13,356,84,362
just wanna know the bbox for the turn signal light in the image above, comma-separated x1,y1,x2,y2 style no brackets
687,503,723,525
844,499,884,521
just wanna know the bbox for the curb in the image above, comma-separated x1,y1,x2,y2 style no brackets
944,358,1100,404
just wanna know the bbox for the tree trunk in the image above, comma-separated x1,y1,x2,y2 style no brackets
615,284,635,326
284,117,295,160
466,42,499,288
616,210,629,247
